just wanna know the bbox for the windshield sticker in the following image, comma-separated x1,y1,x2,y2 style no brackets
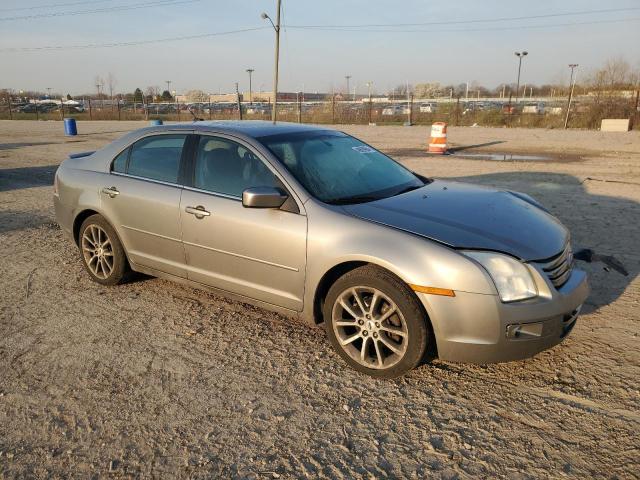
352,145,376,154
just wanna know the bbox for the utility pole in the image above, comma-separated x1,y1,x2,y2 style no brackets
261,1,281,123
345,75,352,100
564,64,578,129
235,82,243,120
165,80,172,96
246,68,254,104
366,81,373,125
514,51,528,105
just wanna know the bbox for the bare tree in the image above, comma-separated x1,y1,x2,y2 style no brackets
93,75,104,99
106,73,117,110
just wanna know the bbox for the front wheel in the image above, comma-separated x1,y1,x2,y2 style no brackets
324,265,432,378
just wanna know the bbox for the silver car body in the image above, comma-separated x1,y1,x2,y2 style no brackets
54,121,589,363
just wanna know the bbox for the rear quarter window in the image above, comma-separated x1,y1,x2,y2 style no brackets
126,134,187,183
111,148,129,173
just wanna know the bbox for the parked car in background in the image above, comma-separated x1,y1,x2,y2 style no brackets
382,104,410,116
523,102,545,114
54,121,588,378
419,102,438,113
246,104,271,115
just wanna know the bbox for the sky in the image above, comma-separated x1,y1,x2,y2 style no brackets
1,0,639,96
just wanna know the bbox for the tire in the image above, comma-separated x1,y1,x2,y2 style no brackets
323,265,432,378
78,214,128,286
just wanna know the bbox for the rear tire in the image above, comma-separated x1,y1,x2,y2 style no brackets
324,265,432,378
78,214,127,286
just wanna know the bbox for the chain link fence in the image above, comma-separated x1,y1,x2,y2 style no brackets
1,95,638,130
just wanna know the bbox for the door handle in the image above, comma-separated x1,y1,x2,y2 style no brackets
185,205,211,219
102,186,119,198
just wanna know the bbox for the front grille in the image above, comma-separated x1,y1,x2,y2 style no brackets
536,243,574,289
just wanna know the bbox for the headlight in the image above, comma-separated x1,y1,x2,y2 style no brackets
463,251,537,302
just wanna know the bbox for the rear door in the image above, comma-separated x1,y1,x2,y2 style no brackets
101,133,191,277
179,134,307,311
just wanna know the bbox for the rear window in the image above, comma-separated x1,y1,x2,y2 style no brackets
126,135,186,183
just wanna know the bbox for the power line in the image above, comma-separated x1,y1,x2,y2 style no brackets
0,0,119,12
0,0,201,21
286,6,640,29
284,16,640,34
0,26,270,52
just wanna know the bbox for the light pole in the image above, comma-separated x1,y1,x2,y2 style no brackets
564,64,579,129
261,1,281,123
46,87,52,98
345,75,351,100
366,81,373,124
246,68,254,104
514,51,528,105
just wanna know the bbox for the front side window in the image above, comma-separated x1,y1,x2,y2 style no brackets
126,134,187,183
259,130,424,204
193,136,279,197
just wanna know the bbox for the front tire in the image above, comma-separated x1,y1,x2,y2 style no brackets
78,214,127,285
324,265,432,378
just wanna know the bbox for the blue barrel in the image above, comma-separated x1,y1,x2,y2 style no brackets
63,118,77,136
150,119,163,126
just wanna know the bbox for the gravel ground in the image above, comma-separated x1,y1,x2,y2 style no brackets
1,121,639,479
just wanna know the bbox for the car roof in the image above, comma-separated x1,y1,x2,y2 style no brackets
192,120,326,138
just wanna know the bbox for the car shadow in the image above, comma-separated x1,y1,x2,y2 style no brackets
448,171,639,314
0,165,57,192
446,140,505,153
383,141,505,158
0,209,56,234
0,142,58,151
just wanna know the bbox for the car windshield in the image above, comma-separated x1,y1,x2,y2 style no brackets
259,130,425,204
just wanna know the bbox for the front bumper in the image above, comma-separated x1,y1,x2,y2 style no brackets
419,267,589,363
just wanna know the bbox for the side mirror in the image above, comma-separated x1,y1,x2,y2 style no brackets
242,187,288,209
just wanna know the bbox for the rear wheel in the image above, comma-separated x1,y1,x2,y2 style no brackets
324,265,431,378
78,214,127,285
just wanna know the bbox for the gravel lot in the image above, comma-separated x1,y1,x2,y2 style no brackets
1,120,639,479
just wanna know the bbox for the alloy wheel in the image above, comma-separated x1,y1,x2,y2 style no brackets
332,286,409,369
81,224,115,279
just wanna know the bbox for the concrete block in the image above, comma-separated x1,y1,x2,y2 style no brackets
601,118,630,132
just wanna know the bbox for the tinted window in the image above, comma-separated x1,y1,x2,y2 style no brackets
260,131,423,204
112,148,129,173
127,135,186,183
194,136,278,197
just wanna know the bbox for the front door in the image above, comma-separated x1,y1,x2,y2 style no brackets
101,133,189,277
180,134,307,311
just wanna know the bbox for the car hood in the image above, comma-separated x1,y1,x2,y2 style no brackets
342,180,568,261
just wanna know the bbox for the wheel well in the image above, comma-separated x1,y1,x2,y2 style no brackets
72,209,99,245
314,261,438,359
313,261,367,324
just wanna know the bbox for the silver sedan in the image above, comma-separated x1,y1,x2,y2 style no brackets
54,121,589,377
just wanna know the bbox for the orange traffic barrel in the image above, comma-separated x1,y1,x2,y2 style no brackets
428,122,447,154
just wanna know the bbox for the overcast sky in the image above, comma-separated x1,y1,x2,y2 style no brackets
1,0,639,95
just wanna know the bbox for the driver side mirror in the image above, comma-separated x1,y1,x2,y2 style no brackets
242,187,289,209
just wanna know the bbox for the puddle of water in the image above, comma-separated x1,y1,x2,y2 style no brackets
451,152,554,161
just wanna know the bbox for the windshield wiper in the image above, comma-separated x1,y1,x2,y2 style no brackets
325,195,382,205
392,184,422,197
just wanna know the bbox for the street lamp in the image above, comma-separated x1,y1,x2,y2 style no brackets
365,81,373,124
261,2,281,123
514,51,528,105
246,68,254,104
564,64,579,129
